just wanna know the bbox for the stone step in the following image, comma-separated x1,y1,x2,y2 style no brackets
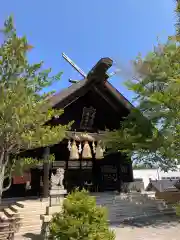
0,211,8,220
18,212,46,219
15,204,47,210
15,202,26,208
15,234,42,240
95,201,146,205
16,201,48,208
23,211,44,217
18,223,42,229
100,197,155,201
9,204,23,213
17,207,47,213
99,201,160,205
17,207,46,212
18,204,47,208
109,209,159,214
18,221,42,229
16,225,41,234
160,208,176,214
8,204,46,216
3,207,19,218
109,210,159,217
108,206,158,210
18,215,44,221
20,217,42,224
15,234,41,240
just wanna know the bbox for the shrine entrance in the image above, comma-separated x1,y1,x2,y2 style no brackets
63,162,119,193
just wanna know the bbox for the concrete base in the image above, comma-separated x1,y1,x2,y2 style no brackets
50,195,64,206
40,188,67,239
46,205,62,215
40,214,52,223
49,189,67,195
49,189,67,207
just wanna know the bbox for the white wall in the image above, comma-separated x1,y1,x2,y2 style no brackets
133,167,180,188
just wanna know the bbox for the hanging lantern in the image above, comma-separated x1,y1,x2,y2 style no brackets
69,140,79,160
95,141,104,159
82,141,92,159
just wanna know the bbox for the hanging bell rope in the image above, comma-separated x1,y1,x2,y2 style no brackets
82,141,92,159
69,140,79,160
95,141,104,159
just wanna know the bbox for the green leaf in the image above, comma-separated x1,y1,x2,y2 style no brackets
0,17,73,192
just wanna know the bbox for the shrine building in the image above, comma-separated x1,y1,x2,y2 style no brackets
3,57,134,198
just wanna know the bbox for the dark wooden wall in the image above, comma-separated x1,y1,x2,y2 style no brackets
4,87,133,197
50,88,129,132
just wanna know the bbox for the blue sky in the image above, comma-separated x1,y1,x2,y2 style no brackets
0,0,176,101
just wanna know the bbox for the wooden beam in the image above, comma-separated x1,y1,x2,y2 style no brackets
43,147,50,198
65,131,107,141
93,86,120,113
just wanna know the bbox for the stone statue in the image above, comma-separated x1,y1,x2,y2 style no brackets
51,168,65,189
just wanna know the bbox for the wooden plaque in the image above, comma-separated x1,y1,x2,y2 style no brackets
68,161,80,169
81,161,92,169
53,161,66,168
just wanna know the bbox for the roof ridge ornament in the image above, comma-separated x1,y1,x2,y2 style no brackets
62,52,119,82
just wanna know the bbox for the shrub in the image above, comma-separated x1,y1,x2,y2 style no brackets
49,189,115,240
175,203,180,216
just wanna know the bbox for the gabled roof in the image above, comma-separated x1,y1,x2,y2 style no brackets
49,57,133,111
49,78,87,107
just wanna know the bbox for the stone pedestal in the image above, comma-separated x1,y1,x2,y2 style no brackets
40,215,51,240
40,188,67,239
49,189,67,206
46,188,67,215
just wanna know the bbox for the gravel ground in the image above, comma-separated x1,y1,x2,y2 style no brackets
112,214,180,240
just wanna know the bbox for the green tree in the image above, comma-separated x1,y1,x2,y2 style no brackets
49,189,115,240
106,3,180,171
0,16,71,201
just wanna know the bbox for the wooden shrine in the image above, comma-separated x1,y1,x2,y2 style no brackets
3,56,134,198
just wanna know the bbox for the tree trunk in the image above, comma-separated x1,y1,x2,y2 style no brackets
0,151,13,203
0,164,12,203
0,174,4,204
0,165,5,204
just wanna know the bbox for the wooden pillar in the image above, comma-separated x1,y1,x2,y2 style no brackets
129,159,134,182
43,147,50,198
117,153,122,192
117,162,121,192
